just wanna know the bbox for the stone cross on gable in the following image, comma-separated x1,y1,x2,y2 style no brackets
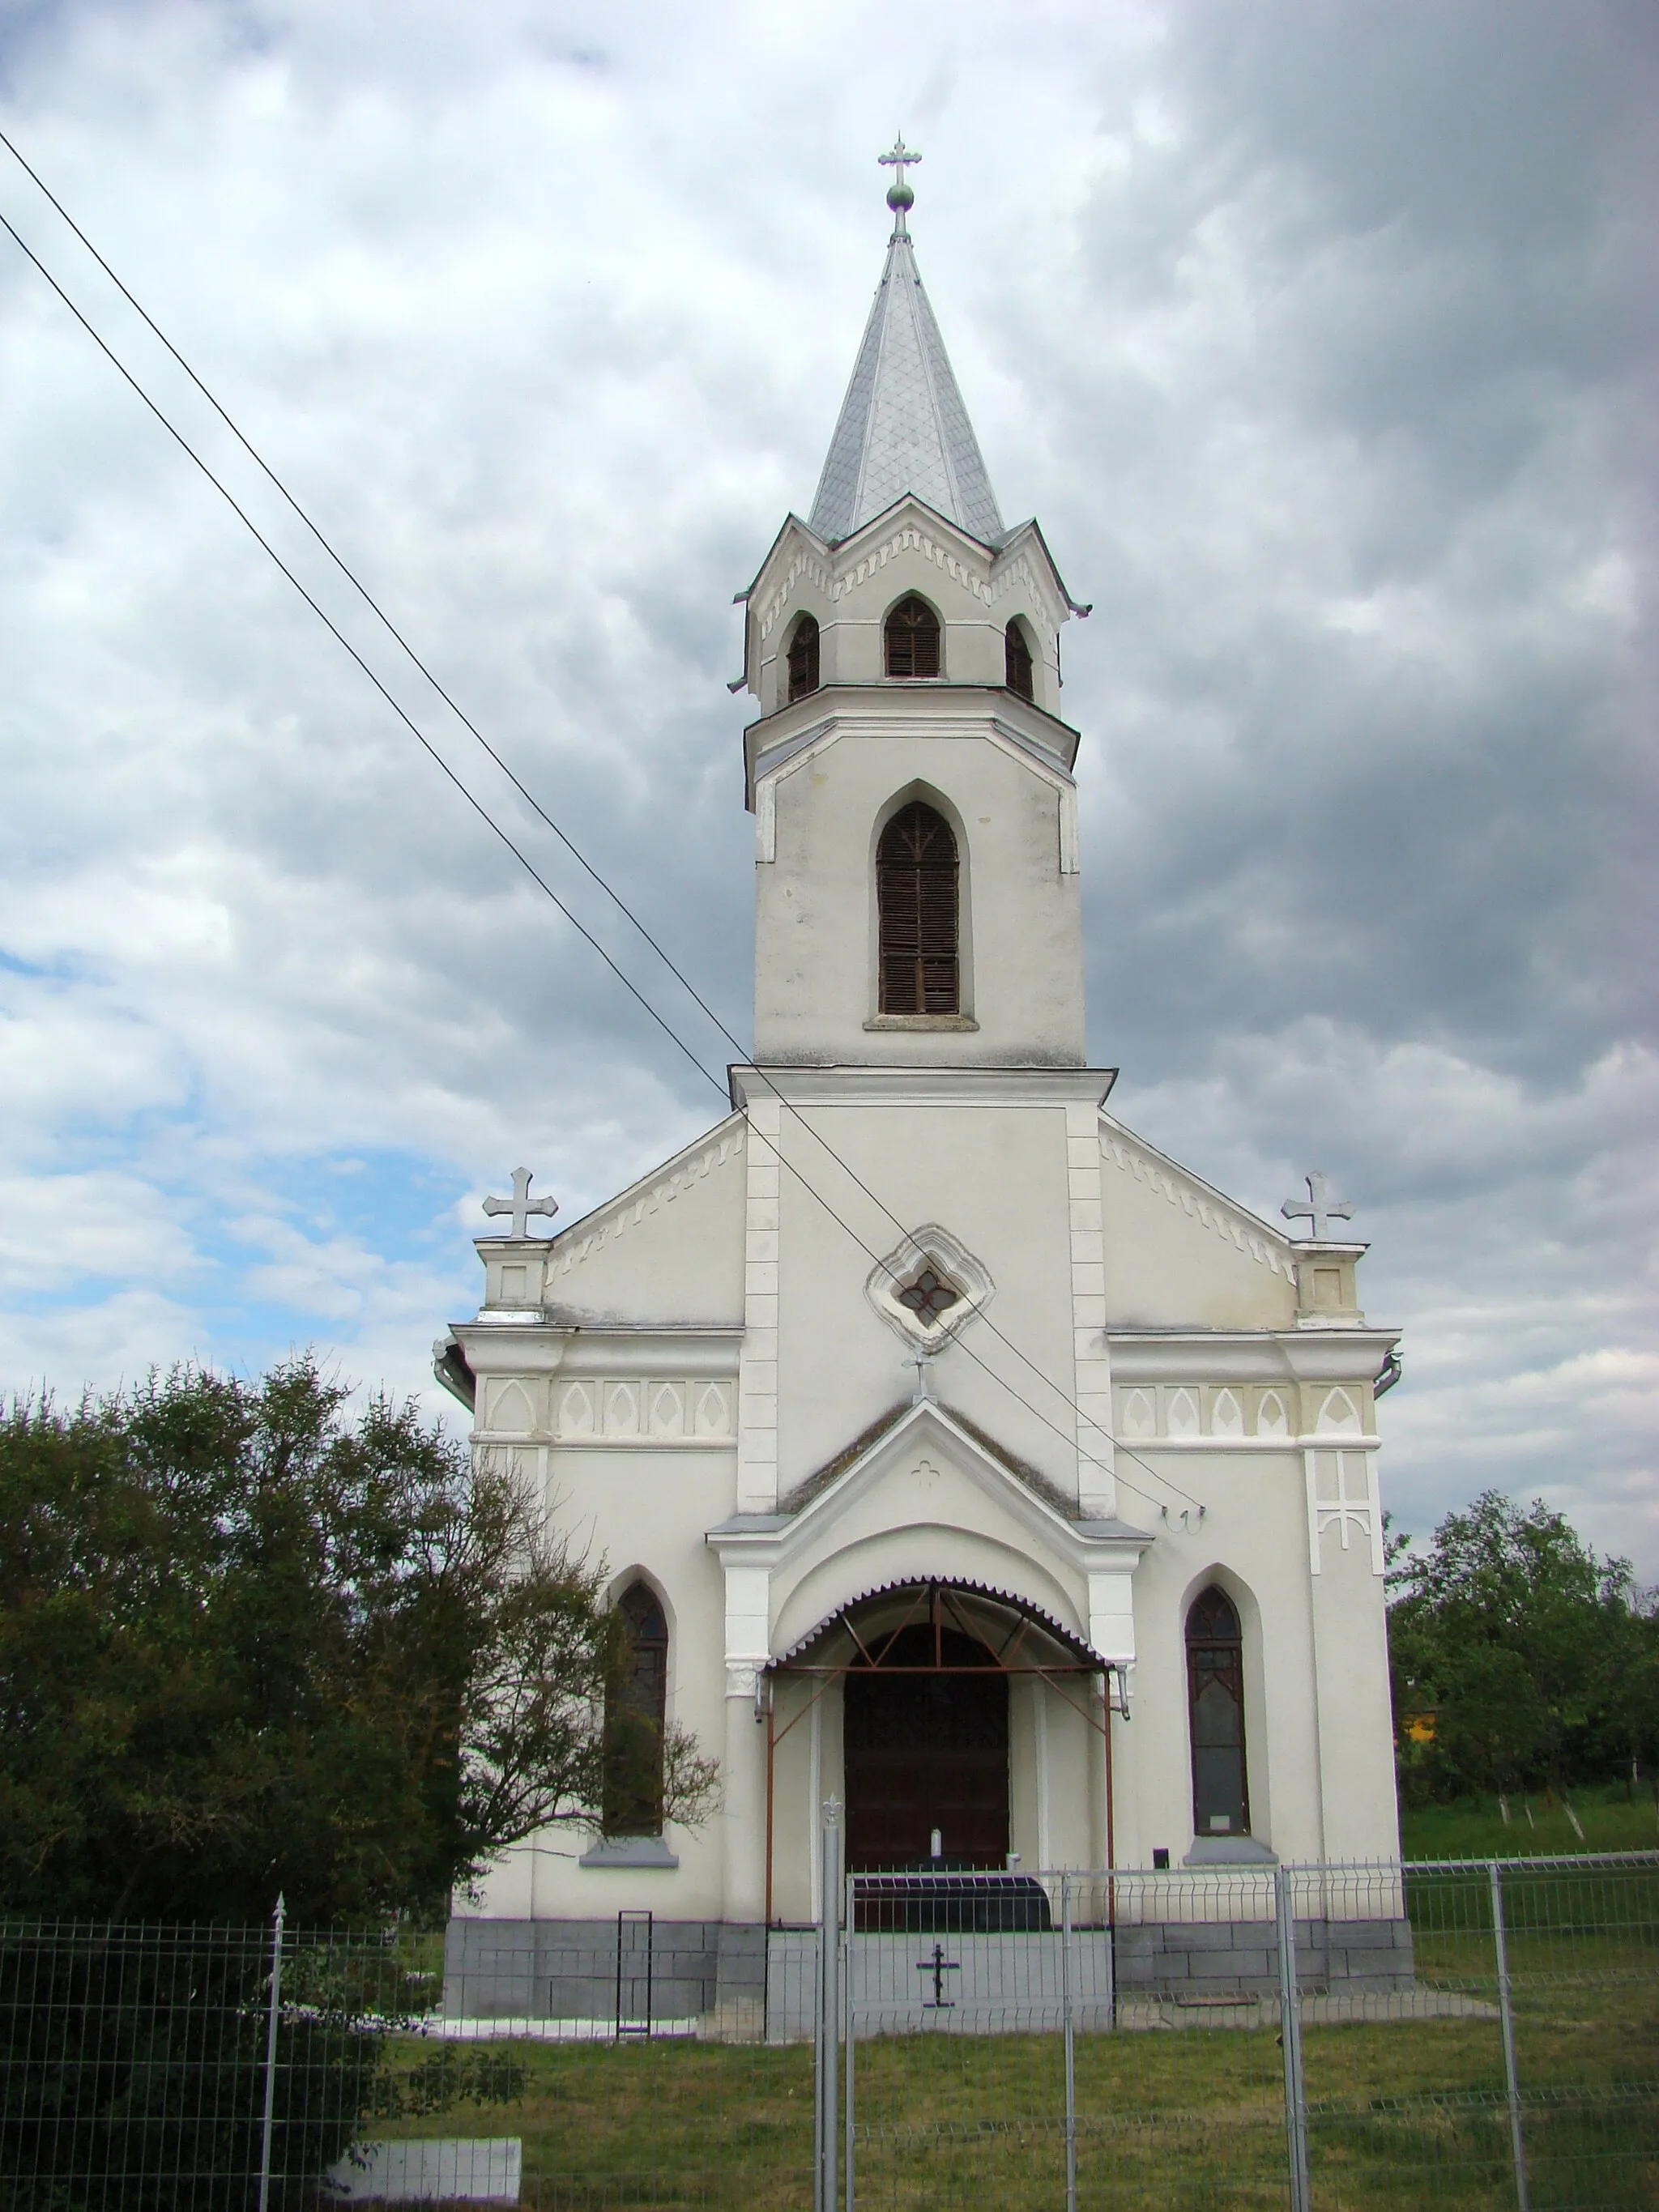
1281,1170,1354,1241
481,1166,559,1241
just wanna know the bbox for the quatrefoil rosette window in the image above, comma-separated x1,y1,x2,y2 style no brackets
864,1225,995,1349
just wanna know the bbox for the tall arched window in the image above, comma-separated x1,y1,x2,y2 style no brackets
877,800,959,1015
884,595,941,679
1187,1586,1249,1837
787,614,821,702
1004,620,1034,700
603,1582,668,1836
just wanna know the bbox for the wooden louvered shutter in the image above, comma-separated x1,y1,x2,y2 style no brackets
877,801,959,1014
884,595,941,680
787,615,820,702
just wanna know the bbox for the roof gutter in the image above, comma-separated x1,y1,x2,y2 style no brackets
431,1330,476,1413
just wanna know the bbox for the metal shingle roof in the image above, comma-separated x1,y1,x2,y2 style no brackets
808,224,1004,548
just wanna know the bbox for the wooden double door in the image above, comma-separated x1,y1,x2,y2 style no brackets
842,1627,1010,1871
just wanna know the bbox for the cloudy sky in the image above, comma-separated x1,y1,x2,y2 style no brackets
1,0,1653,1571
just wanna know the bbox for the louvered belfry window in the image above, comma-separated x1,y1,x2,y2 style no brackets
877,800,959,1015
787,614,821,702
1004,620,1034,700
884,595,941,679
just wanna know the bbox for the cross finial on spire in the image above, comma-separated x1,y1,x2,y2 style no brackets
878,134,920,229
1281,1170,1354,1242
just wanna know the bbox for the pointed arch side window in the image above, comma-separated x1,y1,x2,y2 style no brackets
877,800,959,1015
1187,1585,1249,1838
1004,620,1034,701
787,614,821,702
603,1581,668,1837
884,595,941,680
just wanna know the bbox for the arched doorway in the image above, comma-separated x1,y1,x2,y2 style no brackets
843,1623,1008,1869
768,1580,1107,1896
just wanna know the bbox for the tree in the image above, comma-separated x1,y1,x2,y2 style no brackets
0,1358,716,1925
1387,1489,1658,1804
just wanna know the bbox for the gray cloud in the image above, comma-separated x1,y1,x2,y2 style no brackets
0,0,1651,1568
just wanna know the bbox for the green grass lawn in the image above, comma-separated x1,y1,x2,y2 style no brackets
1400,1782,1659,1862
360,1970,1658,2211
353,1866,1659,2209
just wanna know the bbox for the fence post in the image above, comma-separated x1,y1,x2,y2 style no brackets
1275,1866,1311,2212
1489,1860,1530,2211
814,1799,842,2212
257,1892,285,2212
1062,1873,1077,2212
843,1869,855,2212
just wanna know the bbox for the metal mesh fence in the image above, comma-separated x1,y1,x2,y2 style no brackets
0,1913,818,2209
837,1854,1659,2212
1289,1856,1659,2212
2,1852,1653,2208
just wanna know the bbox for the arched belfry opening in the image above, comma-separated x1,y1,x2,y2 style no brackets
876,799,959,1015
786,613,820,701
1004,618,1034,700
884,594,941,679
1187,1584,1249,1838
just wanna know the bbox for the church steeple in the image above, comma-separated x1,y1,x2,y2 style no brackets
808,140,1004,547
737,150,1086,1070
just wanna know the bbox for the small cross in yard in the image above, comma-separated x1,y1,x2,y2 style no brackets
481,1166,559,1241
916,1942,960,2010
1280,1170,1354,1241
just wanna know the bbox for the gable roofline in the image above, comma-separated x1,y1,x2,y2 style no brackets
741,495,1081,605
537,1110,746,1269
736,497,1084,705
1097,1110,1302,1285
706,1396,1151,1572
996,518,1091,618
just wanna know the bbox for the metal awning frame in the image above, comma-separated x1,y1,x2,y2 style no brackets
760,1579,1121,1924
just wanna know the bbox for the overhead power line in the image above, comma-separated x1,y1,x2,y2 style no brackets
0,137,1205,1522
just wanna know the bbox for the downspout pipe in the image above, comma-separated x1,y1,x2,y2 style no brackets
1374,1347,1403,1400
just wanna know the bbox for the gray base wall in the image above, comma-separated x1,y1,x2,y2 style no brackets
443,1918,766,2035
1114,1916,1416,2001
445,1915,1413,2042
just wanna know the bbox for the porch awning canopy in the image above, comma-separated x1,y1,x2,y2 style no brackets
769,1575,1102,1673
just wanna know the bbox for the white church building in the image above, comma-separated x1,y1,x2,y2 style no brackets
437,152,1405,2026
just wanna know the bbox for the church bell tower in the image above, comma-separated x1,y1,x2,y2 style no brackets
737,143,1093,1069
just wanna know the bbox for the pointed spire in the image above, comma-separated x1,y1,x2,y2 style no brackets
808,143,1004,548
